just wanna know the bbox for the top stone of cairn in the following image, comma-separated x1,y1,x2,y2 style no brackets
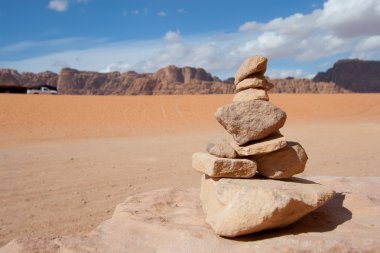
234,55,268,84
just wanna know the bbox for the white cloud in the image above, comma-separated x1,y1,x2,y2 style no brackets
177,8,185,13
267,69,308,79
352,36,380,59
317,0,380,37
157,11,166,17
239,21,260,32
47,0,68,12
2,0,380,79
103,61,131,72
164,30,181,43
131,10,139,15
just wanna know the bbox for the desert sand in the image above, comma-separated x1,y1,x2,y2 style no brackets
1,93,380,248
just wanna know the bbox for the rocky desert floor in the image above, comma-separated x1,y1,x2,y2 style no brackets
0,94,380,250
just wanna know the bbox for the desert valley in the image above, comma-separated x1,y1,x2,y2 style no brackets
1,0,380,251
1,92,380,252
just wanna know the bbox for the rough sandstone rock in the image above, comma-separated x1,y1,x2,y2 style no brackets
2,177,380,252
313,59,380,92
206,139,237,158
214,100,287,145
57,66,234,95
235,75,274,92
233,88,269,102
0,69,58,89
200,175,335,237
230,132,287,156
234,56,268,84
269,78,349,93
192,152,256,178
255,142,308,179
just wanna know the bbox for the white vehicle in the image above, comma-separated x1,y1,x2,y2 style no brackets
27,86,58,95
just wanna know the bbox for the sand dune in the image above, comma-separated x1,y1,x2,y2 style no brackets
0,94,380,247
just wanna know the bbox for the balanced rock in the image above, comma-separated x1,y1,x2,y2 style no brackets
235,75,274,92
200,175,335,237
233,88,269,102
192,152,257,178
256,142,308,179
234,55,268,84
206,139,237,159
215,100,287,145
230,132,287,156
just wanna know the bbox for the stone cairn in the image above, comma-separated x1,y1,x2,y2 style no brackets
192,55,335,238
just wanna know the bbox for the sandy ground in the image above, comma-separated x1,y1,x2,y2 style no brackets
0,93,380,247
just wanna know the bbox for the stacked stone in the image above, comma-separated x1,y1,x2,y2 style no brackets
192,55,335,238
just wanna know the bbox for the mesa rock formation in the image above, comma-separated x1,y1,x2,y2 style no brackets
7,59,380,94
0,69,58,88
57,66,233,95
3,59,380,94
192,55,335,237
269,78,349,93
313,59,380,92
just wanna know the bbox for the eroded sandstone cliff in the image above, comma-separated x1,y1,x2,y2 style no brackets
57,66,232,95
313,59,380,92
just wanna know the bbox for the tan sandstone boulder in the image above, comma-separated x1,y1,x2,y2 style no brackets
214,100,287,145
234,55,268,84
200,175,335,237
233,88,269,102
235,75,274,92
2,177,380,252
192,152,257,178
256,142,308,179
230,132,287,156
206,139,237,158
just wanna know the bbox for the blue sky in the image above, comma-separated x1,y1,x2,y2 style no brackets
0,0,379,79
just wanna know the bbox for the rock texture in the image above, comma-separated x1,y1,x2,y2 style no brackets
233,88,269,102
269,78,349,93
192,152,256,178
3,177,379,253
197,55,319,237
234,56,268,84
0,69,58,88
18,71,58,88
6,59,376,94
57,66,234,95
230,132,287,156
255,142,308,179
313,59,380,92
201,175,335,237
206,139,237,159
215,100,287,145
235,75,273,92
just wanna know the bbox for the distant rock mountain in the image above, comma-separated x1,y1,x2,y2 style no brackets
269,78,349,93
0,69,21,86
313,59,380,92
18,71,58,88
0,69,58,88
4,59,380,94
57,66,232,95
222,76,348,93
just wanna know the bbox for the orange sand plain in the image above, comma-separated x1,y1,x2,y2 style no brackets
0,93,380,246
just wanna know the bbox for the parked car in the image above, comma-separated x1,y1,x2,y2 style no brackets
27,87,58,95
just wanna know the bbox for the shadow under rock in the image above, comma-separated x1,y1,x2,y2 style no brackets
232,192,352,242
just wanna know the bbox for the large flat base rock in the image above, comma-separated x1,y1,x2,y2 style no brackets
2,177,380,253
201,176,335,237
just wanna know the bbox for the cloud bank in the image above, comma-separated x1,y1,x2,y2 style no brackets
4,0,380,78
